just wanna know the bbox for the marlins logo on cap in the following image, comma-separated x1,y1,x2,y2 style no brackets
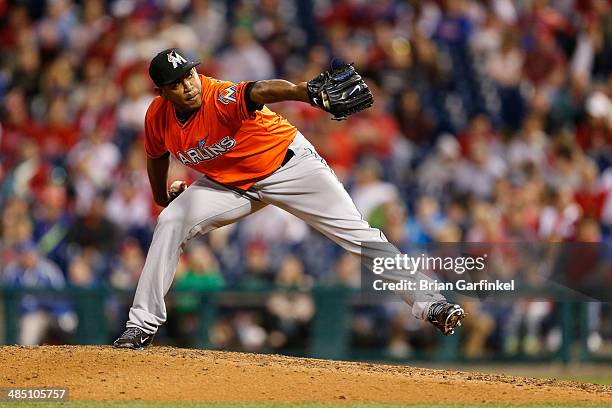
149,47,200,87
167,51,187,69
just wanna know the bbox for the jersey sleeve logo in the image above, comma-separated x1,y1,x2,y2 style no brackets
218,85,237,105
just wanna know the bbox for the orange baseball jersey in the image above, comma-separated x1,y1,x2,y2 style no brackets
144,75,297,190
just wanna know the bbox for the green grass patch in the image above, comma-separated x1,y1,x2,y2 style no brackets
1,402,611,408
548,376,612,386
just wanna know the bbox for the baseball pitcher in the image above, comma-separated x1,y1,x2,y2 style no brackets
114,48,465,349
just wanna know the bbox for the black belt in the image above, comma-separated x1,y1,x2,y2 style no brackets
207,148,295,200
280,148,295,168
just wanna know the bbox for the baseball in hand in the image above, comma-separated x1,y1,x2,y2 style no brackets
168,180,187,202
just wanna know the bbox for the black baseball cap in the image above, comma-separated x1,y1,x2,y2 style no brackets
149,48,200,87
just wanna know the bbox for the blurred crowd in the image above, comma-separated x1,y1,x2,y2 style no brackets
0,0,611,357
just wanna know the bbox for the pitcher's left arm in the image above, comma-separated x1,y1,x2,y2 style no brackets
249,64,373,120
249,80,310,105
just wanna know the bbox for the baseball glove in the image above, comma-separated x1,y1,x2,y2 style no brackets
307,64,373,120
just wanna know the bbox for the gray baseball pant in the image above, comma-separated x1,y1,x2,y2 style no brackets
127,132,445,334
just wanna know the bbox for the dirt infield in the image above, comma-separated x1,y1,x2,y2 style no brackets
0,346,611,404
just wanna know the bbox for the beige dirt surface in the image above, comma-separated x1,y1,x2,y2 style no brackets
1,345,611,404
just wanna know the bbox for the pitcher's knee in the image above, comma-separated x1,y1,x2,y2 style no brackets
156,206,216,239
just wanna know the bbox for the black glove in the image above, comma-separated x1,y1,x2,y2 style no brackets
307,63,374,120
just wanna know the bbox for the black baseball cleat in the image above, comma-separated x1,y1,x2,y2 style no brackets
427,301,466,336
113,327,155,349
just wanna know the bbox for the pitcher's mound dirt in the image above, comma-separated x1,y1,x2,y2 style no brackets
1,346,611,404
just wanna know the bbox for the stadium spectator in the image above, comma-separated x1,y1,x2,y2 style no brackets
351,159,400,220
67,126,121,214
67,250,99,288
65,193,119,267
170,241,224,347
266,255,314,350
109,238,145,290
175,241,225,309
31,183,72,270
217,27,275,82
406,195,446,245
239,241,275,290
2,240,76,345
